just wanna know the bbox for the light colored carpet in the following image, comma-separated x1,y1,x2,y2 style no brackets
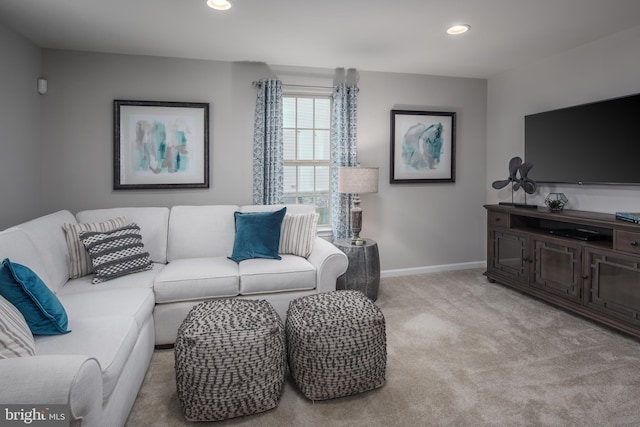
126,269,640,426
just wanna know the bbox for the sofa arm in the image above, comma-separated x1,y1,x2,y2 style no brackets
307,237,348,293
0,355,103,426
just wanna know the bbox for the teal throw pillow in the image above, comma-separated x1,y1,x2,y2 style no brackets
228,207,287,263
0,258,70,335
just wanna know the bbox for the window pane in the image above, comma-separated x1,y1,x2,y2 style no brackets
283,129,296,160
298,130,314,160
298,166,314,192
297,98,314,128
315,98,331,128
315,130,330,160
283,98,296,128
283,166,296,194
316,166,330,191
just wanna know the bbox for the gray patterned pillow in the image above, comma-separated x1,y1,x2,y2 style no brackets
79,223,153,284
63,217,126,279
0,295,35,358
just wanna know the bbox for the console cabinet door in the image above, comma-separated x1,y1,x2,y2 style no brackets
584,248,640,327
488,228,529,285
530,237,582,302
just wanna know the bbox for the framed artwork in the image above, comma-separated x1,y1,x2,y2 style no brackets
390,109,456,183
114,100,210,189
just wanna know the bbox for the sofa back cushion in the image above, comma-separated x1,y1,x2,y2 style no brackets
17,210,78,294
0,229,52,290
167,205,238,261
239,204,315,215
76,207,170,264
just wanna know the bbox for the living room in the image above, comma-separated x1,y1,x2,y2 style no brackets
2,1,640,426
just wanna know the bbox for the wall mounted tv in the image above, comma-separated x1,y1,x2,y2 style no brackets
524,93,640,185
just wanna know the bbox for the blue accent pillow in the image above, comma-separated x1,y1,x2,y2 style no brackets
0,259,70,335
228,207,287,263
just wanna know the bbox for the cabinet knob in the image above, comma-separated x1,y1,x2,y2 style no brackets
582,275,589,280
631,241,638,247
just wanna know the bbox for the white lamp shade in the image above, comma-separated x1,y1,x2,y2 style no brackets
338,167,379,194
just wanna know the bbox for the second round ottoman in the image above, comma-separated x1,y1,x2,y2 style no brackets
286,290,387,401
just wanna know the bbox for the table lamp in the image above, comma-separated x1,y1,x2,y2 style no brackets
338,166,379,243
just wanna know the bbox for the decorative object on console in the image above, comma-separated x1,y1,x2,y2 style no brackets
492,156,537,209
545,193,568,211
615,212,640,224
338,166,379,243
390,109,456,183
113,100,210,190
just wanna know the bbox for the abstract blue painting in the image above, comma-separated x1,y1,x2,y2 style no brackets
114,100,209,189
390,110,455,183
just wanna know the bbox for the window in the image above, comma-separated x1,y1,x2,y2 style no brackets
282,95,332,227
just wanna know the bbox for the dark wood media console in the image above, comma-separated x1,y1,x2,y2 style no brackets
485,204,640,338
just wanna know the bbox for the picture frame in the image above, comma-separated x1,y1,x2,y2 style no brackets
114,100,210,189
390,109,456,183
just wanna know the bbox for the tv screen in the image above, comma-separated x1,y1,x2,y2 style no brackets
524,93,640,185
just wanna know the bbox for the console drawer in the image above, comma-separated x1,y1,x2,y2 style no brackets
488,211,510,228
615,230,640,255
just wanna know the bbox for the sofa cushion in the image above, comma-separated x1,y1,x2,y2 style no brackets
76,207,170,264
80,224,154,284
229,208,287,263
13,211,78,294
239,255,316,295
0,295,35,358
154,258,239,303
167,205,238,261
59,287,155,332
58,263,162,295
34,315,139,400
63,216,127,279
279,212,319,258
0,259,70,335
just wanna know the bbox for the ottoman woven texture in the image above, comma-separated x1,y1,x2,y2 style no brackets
286,290,387,401
175,299,286,422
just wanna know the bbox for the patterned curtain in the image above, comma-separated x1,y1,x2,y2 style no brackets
253,79,284,205
330,72,358,240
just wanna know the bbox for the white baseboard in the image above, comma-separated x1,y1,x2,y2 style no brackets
381,261,487,278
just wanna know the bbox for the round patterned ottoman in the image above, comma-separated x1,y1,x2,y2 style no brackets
286,290,387,401
174,299,286,422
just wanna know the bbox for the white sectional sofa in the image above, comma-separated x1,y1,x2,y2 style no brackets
0,204,348,427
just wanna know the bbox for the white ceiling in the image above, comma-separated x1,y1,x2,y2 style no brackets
1,0,640,79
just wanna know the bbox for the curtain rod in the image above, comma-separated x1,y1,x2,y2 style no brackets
252,81,333,89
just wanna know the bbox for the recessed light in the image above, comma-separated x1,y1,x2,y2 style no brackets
447,24,470,35
207,0,231,10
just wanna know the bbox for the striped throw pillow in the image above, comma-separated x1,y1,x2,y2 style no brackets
0,295,35,359
79,223,153,284
63,217,126,279
279,212,319,258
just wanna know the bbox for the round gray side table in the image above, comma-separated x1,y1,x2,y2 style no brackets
334,238,381,301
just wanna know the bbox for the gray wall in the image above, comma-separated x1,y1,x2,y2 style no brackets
0,24,42,228
39,50,273,213
1,25,488,272
357,71,487,271
487,25,640,212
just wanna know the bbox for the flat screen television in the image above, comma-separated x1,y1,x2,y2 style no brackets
524,93,640,185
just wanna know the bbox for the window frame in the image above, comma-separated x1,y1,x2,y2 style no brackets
282,90,333,230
